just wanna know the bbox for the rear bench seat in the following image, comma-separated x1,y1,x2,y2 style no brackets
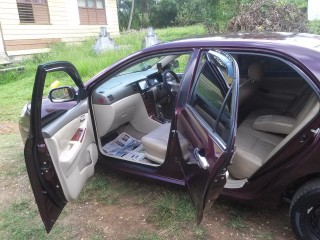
228,92,319,180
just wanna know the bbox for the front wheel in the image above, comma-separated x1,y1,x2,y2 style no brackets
290,179,320,240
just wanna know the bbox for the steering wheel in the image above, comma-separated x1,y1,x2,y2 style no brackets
161,69,180,98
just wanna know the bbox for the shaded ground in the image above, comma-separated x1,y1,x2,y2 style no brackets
0,122,296,239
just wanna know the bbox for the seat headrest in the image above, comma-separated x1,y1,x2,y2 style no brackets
248,62,264,82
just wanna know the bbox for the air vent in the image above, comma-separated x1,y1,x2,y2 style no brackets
132,84,138,91
107,95,114,102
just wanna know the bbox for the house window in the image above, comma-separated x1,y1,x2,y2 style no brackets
78,0,107,25
16,0,50,24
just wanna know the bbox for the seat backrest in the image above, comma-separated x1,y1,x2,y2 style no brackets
239,62,264,106
248,62,264,83
286,85,313,117
265,93,319,162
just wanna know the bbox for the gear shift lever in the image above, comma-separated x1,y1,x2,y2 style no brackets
156,104,162,120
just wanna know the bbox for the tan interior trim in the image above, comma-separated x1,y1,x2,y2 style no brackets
92,93,161,138
266,99,319,161
43,109,98,202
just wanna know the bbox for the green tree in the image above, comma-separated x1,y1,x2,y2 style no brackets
149,0,178,28
176,0,242,32
116,0,308,32
117,0,156,30
117,0,130,30
176,0,205,26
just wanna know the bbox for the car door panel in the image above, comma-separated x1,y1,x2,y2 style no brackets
43,103,97,200
42,100,88,138
24,61,96,232
175,49,239,223
177,107,227,221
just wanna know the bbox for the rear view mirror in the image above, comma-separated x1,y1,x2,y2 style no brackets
49,86,76,103
170,59,179,69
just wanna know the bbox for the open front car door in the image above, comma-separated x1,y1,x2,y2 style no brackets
24,62,98,232
175,50,239,223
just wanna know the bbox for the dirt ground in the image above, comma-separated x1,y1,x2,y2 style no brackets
0,122,17,135
0,122,296,240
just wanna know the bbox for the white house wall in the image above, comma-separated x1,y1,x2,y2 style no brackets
0,0,120,57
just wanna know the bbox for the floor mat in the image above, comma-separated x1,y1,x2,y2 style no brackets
102,132,145,162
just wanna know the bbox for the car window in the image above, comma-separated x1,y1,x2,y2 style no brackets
41,71,78,126
118,56,163,76
190,53,233,143
237,54,299,77
173,54,191,73
116,53,191,77
194,62,226,115
44,72,76,96
96,52,192,94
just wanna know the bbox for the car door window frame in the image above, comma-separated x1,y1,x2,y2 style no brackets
187,50,238,149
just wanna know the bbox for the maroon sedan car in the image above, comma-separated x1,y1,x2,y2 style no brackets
20,32,320,239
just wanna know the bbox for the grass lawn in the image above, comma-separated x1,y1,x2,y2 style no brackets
0,25,295,239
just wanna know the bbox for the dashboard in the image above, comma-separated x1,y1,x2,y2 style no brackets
92,69,162,105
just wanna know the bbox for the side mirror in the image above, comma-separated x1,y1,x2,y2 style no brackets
49,86,76,103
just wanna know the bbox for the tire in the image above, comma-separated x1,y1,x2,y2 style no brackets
290,179,320,240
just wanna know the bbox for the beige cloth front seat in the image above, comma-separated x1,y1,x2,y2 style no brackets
141,123,189,164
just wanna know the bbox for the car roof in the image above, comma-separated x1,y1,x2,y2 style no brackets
148,32,320,50
142,32,320,85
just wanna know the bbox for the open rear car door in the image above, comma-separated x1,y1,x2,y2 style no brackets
24,62,98,232
175,50,239,223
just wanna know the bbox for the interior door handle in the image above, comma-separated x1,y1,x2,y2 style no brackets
194,148,209,170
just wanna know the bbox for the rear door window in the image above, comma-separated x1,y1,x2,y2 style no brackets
190,51,235,144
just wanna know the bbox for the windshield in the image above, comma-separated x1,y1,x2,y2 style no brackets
117,56,163,76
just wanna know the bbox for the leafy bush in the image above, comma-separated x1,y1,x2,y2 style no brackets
176,0,206,26
176,0,240,33
149,0,178,28
227,0,308,32
205,0,244,33
116,0,310,34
